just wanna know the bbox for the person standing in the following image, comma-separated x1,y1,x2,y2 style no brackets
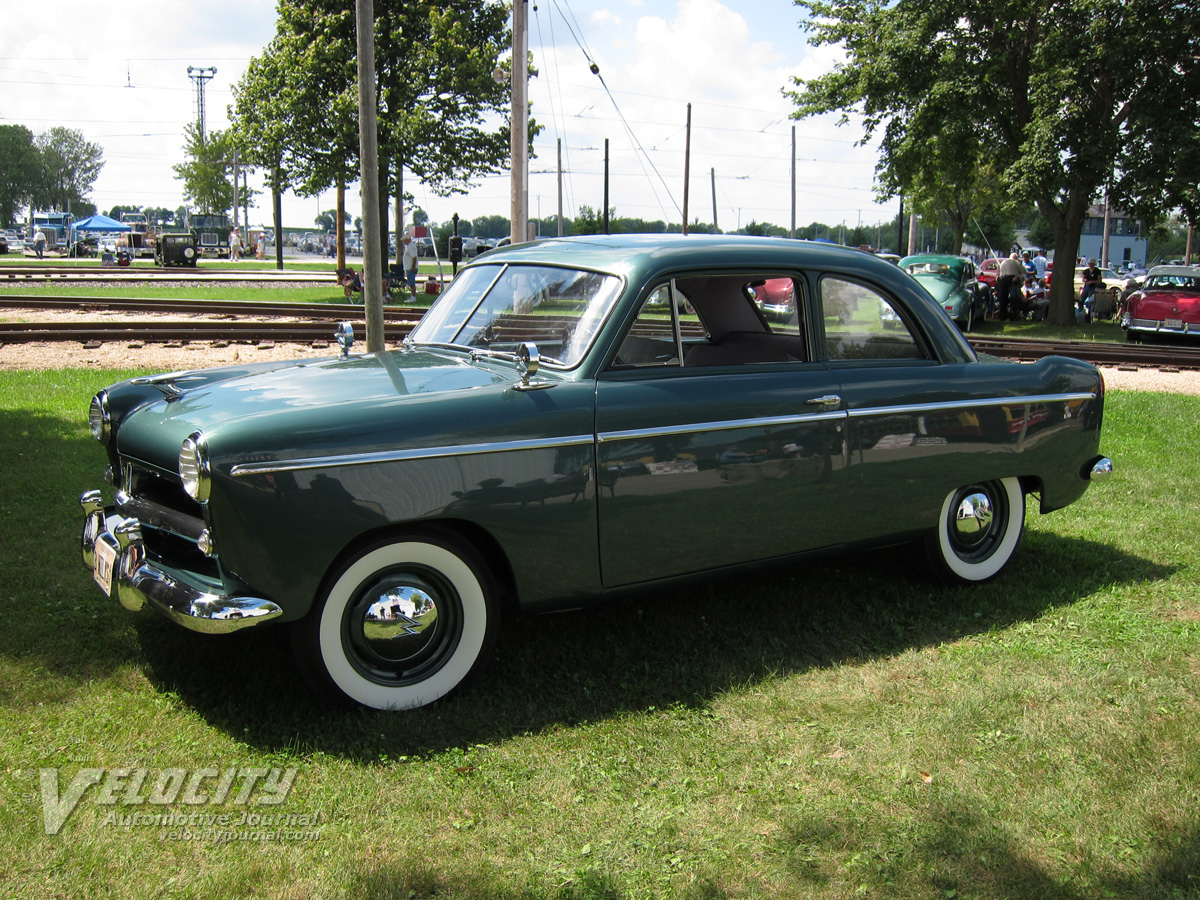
1032,249,1049,280
401,235,420,300
996,253,1026,320
229,227,242,260
33,227,46,259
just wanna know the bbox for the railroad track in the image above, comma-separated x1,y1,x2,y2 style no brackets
0,294,425,320
1,265,336,283
968,337,1200,370
2,293,1198,369
0,320,414,345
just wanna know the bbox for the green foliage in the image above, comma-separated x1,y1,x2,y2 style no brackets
0,125,104,221
471,213,510,239
33,126,104,212
172,124,236,215
314,208,350,232
230,0,514,242
0,124,41,226
788,0,1197,325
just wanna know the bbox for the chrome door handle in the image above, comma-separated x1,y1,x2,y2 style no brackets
805,394,842,407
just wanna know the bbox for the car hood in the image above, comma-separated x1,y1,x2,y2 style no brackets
111,348,539,475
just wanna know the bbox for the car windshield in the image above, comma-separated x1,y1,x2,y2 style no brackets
408,263,623,368
1145,275,1200,291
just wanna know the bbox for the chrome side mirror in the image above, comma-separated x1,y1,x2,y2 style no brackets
335,322,354,357
516,342,539,385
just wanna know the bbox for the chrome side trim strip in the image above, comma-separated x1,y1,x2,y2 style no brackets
599,410,847,444
845,392,1097,419
230,434,595,477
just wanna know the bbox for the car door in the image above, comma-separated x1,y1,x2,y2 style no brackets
818,273,1052,541
594,276,850,588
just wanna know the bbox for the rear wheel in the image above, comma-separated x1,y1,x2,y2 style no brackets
293,534,498,710
924,477,1025,583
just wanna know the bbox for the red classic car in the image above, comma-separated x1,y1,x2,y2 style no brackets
1121,265,1200,341
977,257,1003,288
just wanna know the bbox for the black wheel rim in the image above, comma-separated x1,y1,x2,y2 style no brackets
342,566,464,686
946,482,1008,563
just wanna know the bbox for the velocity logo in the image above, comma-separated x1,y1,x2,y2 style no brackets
39,766,298,835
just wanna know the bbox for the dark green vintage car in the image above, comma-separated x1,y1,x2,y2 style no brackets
899,254,990,330
80,235,1112,710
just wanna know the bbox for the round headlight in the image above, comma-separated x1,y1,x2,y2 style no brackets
179,432,211,503
89,391,111,445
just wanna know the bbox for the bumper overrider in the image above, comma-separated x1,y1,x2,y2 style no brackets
80,489,282,635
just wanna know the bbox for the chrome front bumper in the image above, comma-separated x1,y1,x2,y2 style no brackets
80,490,282,634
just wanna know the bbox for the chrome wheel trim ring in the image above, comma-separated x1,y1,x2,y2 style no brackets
318,542,488,710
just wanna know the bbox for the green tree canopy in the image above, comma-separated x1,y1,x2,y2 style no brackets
34,127,103,213
173,124,236,214
788,0,1198,325
0,124,41,226
231,0,515,260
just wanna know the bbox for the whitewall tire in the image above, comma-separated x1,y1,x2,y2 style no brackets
925,477,1025,583
295,535,497,710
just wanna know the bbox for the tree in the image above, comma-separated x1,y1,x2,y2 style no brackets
235,0,515,265
0,125,41,226
173,124,236,214
231,38,306,269
34,127,104,212
472,214,510,239
788,0,1197,325
315,208,350,232
1110,12,1200,245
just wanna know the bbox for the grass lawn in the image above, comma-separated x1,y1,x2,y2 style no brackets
0,371,1197,899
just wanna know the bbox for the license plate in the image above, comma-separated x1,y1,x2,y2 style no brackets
93,539,117,596
1165,318,1183,329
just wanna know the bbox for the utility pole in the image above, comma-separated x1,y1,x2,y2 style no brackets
682,103,692,235
231,148,239,231
790,125,796,239
603,139,610,234
510,0,529,245
711,168,718,234
557,138,564,236
356,0,385,352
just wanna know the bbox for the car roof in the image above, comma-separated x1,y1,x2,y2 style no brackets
900,254,966,269
475,233,901,281
1147,265,1200,278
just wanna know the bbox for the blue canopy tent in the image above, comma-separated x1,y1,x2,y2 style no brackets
72,214,132,234
70,214,132,259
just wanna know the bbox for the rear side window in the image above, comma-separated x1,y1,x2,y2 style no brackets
821,276,925,361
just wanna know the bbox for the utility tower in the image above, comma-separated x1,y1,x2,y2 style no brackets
187,66,218,142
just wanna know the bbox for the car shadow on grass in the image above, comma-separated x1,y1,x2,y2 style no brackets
128,528,1173,758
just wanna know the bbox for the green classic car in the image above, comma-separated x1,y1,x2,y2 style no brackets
80,235,1112,710
899,254,990,330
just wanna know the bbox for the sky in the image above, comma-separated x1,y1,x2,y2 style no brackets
0,0,895,238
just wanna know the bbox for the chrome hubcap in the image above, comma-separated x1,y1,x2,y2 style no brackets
361,584,439,664
345,571,460,684
953,491,994,546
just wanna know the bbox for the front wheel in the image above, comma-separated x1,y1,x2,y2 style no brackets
924,477,1025,583
293,534,498,710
